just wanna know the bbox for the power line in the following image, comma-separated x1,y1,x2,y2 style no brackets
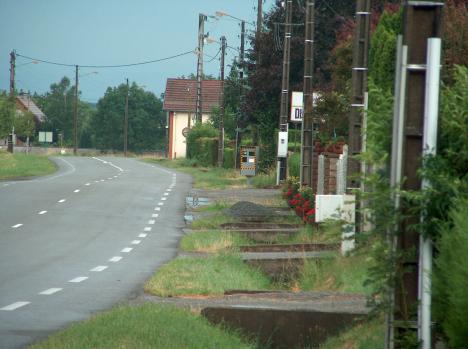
15,50,195,69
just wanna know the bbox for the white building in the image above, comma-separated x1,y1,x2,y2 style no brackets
163,78,222,159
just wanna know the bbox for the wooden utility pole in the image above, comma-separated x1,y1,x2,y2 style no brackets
235,20,246,169
196,13,207,123
9,50,16,97
347,0,371,189
300,0,315,188
217,36,227,168
124,78,129,157
388,2,443,348
256,0,263,65
276,0,293,185
73,65,79,156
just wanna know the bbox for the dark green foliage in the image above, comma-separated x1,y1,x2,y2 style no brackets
92,83,164,152
0,94,15,138
433,198,468,348
288,152,300,178
186,123,218,166
223,147,235,169
369,8,402,92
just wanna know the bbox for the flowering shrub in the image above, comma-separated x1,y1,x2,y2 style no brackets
283,178,316,224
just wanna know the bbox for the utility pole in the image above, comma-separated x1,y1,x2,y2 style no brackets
235,21,246,169
9,50,16,97
300,0,315,188
196,13,207,123
217,36,227,168
387,3,443,348
124,78,129,157
276,0,293,185
347,0,371,190
256,0,263,65
73,65,79,156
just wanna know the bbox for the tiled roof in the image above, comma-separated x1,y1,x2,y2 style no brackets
163,79,223,113
16,95,45,122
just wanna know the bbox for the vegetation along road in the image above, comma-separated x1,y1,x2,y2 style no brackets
0,156,191,348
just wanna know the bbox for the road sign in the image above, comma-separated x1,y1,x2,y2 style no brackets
290,91,303,123
39,131,53,143
182,127,190,138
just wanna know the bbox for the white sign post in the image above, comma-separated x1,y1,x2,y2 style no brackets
290,91,304,123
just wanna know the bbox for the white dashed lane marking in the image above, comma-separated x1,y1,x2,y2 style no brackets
85,183,91,186
164,193,169,196
144,227,152,232
39,288,62,295
139,233,147,238
121,247,133,253
158,202,164,206
38,211,47,215
68,277,88,283
148,220,155,225
12,224,23,228
109,256,122,262
58,199,66,203
152,214,159,218
74,189,80,193
154,207,161,211
90,266,108,272
131,240,141,245
1,302,30,311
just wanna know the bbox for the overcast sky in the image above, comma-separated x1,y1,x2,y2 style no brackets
0,0,274,103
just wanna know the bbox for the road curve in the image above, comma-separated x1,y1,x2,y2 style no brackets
0,156,191,349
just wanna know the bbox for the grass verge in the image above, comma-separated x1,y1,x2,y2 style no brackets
181,231,253,252
143,158,246,189
144,254,272,297
29,304,254,349
0,151,56,180
298,249,371,295
319,318,384,349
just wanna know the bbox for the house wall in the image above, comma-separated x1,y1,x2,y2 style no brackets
169,111,210,159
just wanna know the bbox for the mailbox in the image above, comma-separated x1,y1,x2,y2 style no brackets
240,146,259,177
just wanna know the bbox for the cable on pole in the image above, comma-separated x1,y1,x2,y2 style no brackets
15,50,195,69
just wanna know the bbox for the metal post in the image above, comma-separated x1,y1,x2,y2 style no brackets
418,37,441,349
390,3,443,348
300,0,315,188
196,14,207,123
276,0,293,185
124,78,129,157
73,65,79,156
235,21,246,169
9,50,16,97
217,36,226,167
347,0,371,189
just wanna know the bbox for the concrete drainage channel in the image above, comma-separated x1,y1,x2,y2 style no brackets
155,190,370,348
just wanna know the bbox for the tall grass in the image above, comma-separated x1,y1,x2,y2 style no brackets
181,231,253,252
145,254,272,297
29,304,255,349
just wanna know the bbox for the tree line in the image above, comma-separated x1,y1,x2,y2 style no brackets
0,77,165,153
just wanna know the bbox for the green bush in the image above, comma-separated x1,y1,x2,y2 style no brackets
288,152,300,178
223,147,235,169
186,123,218,166
433,198,468,348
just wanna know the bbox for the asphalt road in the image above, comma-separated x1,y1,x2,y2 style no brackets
0,156,191,349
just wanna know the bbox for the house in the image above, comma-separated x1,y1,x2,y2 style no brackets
0,93,45,147
163,78,222,159
16,93,45,125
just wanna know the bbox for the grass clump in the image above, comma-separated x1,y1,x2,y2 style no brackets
145,254,272,297
298,251,371,295
318,318,384,349
29,304,254,349
195,201,230,213
181,231,253,252
191,214,233,230
0,151,56,180
251,170,276,188
144,158,246,189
